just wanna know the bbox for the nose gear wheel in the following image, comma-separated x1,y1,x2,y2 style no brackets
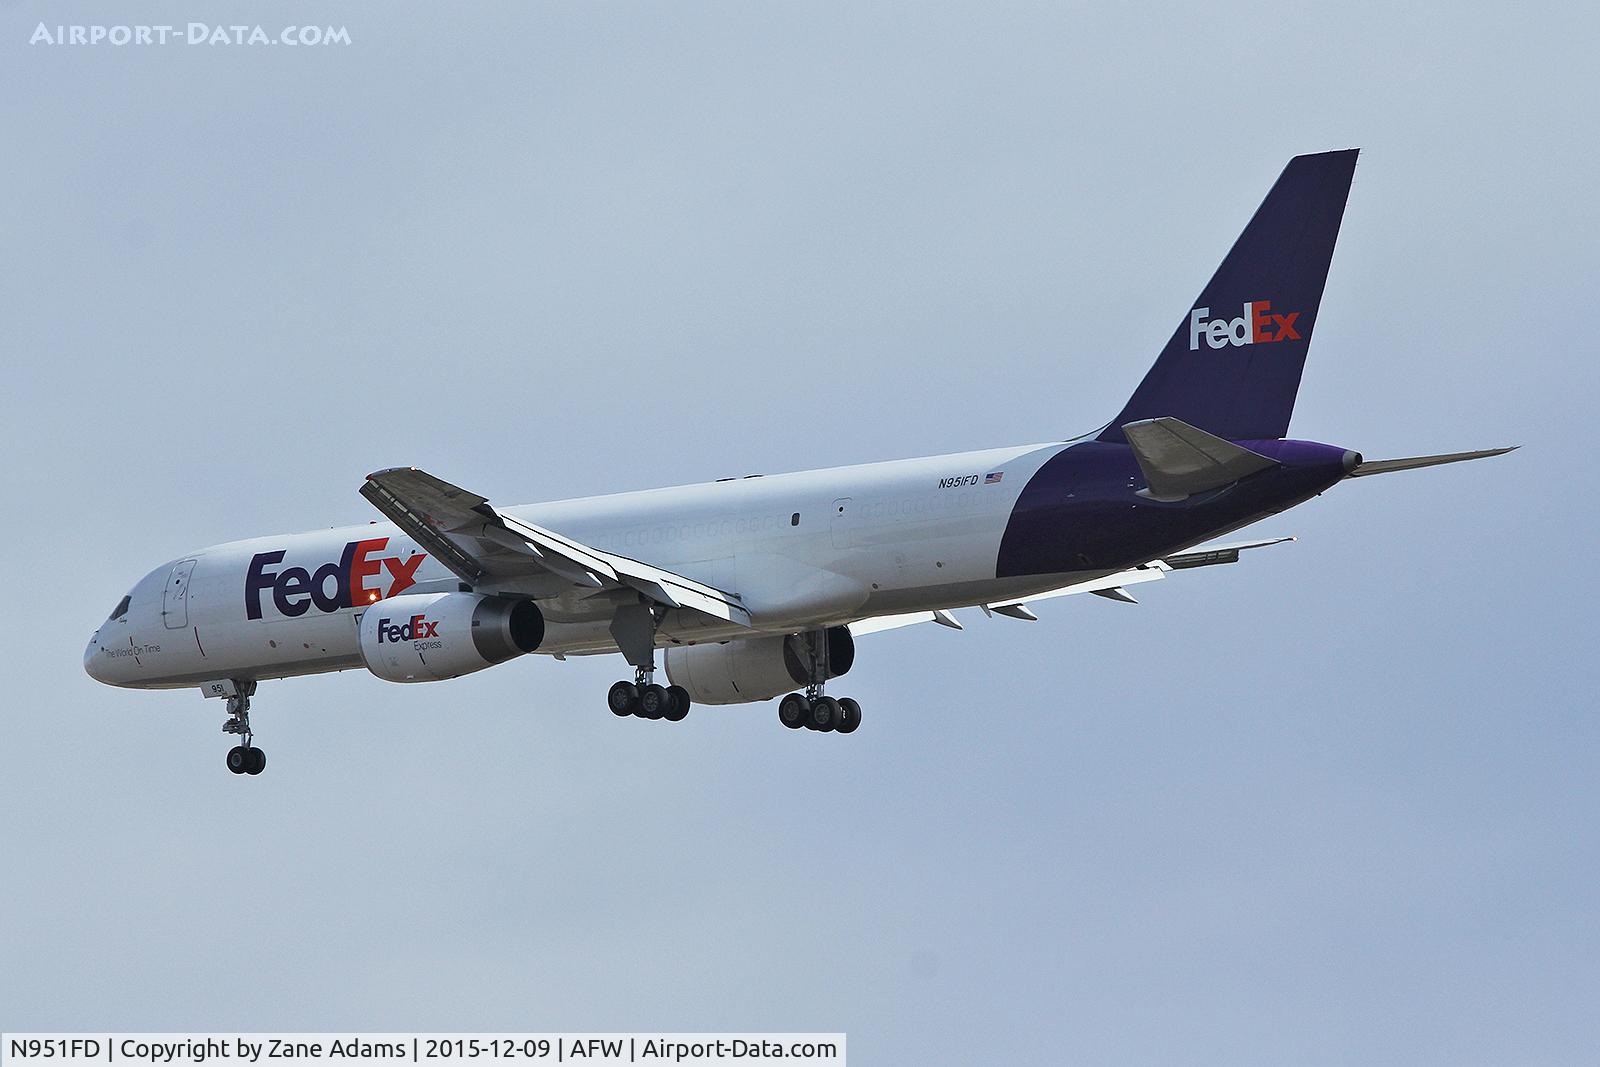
221,680,267,774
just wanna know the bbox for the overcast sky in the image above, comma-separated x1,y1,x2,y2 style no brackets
2,2,1596,1063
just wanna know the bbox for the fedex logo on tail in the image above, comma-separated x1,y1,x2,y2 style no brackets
1189,301,1301,350
245,537,425,620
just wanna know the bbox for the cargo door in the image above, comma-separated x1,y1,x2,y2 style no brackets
162,559,198,629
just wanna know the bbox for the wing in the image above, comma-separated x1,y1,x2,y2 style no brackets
360,467,752,627
848,536,1294,636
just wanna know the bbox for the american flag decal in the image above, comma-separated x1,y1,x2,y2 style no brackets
985,471,1004,484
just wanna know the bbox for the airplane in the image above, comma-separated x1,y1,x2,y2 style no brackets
84,148,1514,774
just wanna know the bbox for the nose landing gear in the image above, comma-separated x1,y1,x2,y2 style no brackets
221,680,266,775
226,744,265,775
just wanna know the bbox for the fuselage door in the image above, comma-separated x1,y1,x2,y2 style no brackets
830,498,853,549
163,559,198,629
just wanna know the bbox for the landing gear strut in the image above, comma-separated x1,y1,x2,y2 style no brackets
777,631,863,736
605,602,691,723
221,680,266,775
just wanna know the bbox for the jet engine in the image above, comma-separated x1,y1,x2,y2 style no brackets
663,626,854,705
358,591,544,683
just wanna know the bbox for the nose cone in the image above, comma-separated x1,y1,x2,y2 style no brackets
84,632,108,683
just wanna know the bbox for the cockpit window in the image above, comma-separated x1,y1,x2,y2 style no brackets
109,594,131,621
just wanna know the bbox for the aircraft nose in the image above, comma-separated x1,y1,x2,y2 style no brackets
84,632,107,683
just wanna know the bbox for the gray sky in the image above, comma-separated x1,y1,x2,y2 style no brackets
3,2,1596,1063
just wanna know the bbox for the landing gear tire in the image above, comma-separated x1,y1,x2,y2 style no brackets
608,680,639,716
778,693,809,729
836,697,862,734
663,685,691,722
226,745,266,775
809,696,841,732
638,683,669,719
221,680,263,773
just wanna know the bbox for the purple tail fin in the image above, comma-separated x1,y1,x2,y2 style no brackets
1097,149,1358,443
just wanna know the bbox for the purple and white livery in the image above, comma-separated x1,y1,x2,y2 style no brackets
84,150,1514,774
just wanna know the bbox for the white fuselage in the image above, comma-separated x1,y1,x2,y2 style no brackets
85,441,1084,690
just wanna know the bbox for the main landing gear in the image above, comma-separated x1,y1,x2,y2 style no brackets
221,680,266,775
605,600,691,723
778,690,863,734
608,669,692,722
776,629,862,735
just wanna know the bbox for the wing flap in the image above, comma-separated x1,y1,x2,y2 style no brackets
850,535,1294,636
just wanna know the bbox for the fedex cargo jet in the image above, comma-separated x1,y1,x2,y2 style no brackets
84,150,1513,774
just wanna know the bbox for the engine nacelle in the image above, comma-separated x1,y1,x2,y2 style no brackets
663,627,854,705
359,591,544,683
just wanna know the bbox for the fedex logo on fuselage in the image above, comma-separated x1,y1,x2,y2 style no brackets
376,614,440,643
1189,300,1301,351
245,537,425,620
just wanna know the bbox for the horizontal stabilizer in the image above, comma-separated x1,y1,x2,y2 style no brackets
1348,447,1517,478
1122,417,1278,501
